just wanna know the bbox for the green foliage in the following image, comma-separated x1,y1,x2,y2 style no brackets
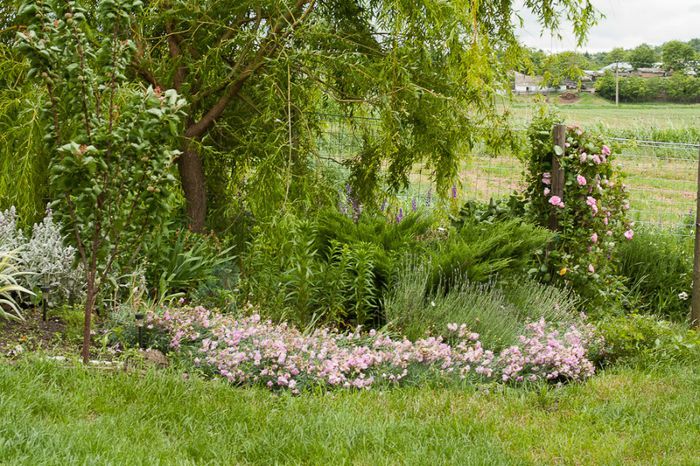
127,0,598,223
430,218,551,289
597,314,700,365
141,227,235,303
242,209,434,327
628,44,658,69
0,250,32,320
617,227,693,321
16,0,185,282
596,72,700,103
661,40,697,72
385,259,580,350
0,43,49,224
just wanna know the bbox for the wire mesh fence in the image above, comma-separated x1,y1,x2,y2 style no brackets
316,113,699,233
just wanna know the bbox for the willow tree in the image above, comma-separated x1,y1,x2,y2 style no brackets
126,0,597,230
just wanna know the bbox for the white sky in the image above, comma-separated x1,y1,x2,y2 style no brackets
517,0,700,53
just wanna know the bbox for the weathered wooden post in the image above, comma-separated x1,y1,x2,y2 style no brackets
691,145,700,327
549,124,566,230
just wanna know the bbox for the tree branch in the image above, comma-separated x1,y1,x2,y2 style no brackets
185,0,316,139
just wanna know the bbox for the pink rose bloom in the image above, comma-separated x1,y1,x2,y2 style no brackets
544,187,550,196
591,232,598,243
542,172,551,185
606,230,613,236
602,145,611,156
579,152,588,163
603,217,609,225
576,175,587,186
548,196,564,208
592,154,602,164
588,264,595,273
624,229,634,240
586,196,598,214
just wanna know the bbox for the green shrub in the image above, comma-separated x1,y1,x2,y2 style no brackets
141,226,235,302
597,314,700,364
385,259,580,350
617,227,692,321
430,218,551,289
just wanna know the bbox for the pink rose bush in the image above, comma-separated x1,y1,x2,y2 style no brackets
147,307,599,391
526,115,633,306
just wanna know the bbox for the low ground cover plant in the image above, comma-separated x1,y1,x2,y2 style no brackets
145,306,599,392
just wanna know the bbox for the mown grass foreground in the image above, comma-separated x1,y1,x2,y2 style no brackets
1,360,698,465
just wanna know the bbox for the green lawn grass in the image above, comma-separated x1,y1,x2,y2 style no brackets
1,359,698,465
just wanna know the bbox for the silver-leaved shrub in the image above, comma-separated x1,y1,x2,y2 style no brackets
0,206,83,305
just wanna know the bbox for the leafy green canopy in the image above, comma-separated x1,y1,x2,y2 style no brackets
129,0,597,222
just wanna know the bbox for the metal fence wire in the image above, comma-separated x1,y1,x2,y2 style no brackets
316,113,699,233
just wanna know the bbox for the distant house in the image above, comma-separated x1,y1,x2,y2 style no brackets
599,62,633,73
513,72,566,94
633,67,667,78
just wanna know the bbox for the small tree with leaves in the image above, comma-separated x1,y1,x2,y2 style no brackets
16,0,185,362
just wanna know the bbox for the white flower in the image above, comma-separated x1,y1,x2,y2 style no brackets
678,292,689,301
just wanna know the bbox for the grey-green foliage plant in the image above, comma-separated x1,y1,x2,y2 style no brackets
16,0,185,363
21,206,83,304
385,259,580,350
0,206,81,306
0,206,25,252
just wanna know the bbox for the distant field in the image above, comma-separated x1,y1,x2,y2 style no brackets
507,93,700,131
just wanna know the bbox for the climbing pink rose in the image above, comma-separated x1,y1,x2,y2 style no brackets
590,232,598,243
601,145,611,156
624,229,634,240
548,196,564,208
576,175,587,186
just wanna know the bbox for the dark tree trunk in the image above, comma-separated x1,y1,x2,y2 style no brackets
82,272,96,364
178,140,207,232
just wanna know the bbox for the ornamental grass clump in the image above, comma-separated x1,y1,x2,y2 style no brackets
148,307,599,392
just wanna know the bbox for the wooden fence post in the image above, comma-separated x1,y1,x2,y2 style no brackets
691,145,700,328
549,124,566,231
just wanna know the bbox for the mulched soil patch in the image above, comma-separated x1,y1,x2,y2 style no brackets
0,308,72,356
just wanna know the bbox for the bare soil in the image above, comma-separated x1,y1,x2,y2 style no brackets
0,308,72,356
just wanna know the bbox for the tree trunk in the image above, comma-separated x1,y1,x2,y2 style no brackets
81,272,96,364
178,140,207,232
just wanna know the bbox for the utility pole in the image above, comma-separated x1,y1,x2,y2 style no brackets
615,64,619,107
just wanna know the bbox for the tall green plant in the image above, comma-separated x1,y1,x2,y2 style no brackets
16,0,185,362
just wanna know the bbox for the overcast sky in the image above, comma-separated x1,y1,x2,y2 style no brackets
517,0,700,53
